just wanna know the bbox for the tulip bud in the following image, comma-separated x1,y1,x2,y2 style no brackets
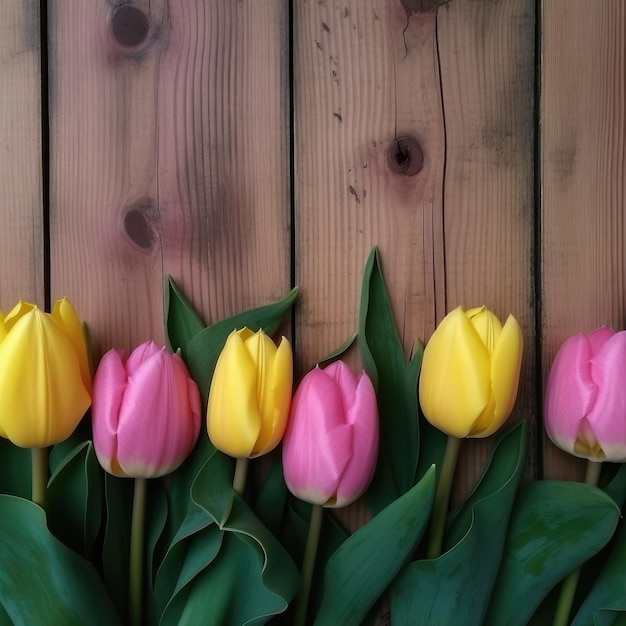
207,328,293,458
0,299,92,447
419,306,523,439
282,361,379,508
92,341,201,478
544,327,626,462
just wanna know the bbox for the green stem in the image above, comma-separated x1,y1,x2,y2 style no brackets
427,435,462,559
294,504,324,626
31,447,49,510
129,477,147,626
233,457,249,496
552,459,602,626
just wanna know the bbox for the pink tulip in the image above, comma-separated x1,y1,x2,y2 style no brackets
282,361,379,508
92,341,202,478
544,327,626,462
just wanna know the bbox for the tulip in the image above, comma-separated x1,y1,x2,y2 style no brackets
283,360,378,626
419,305,523,439
92,341,201,478
282,361,379,508
544,326,626,462
0,299,92,448
207,327,293,459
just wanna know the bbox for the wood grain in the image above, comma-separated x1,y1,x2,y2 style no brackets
294,0,536,510
0,1,44,311
48,0,290,358
541,0,626,480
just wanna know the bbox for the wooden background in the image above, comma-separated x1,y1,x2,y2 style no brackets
1,0,624,509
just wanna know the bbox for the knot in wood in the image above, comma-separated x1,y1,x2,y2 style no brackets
123,205,156,250
111,6,150,48
387,136,424,177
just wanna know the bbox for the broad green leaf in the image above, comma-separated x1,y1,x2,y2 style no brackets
572,521,626,626
165,276,206,353
392,422,528,626
314,466,436,626
102,474,134,620
0,495,120,625
153,438,223,610
0,438,31,498
602,463,626,510
254,457,289,538
47,440,103,558
145,481,169,626
184,287,298,402
485,481,620,626
358,247,422,514
160,491,300,626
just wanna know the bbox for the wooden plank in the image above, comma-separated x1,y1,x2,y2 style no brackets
435,1,536,497
0,1,44,311
49,0,290,357
541,1,626,480
294,0,536,509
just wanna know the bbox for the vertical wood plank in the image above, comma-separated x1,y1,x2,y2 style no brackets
294,0,536,506
541,1,626,480
49,0,290,357
435,1,536,496
0,1,43,311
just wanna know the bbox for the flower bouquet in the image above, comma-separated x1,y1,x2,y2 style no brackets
0,247,624,625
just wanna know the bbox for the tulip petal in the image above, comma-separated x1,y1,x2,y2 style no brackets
0,309,91,447
0,311,7,343
207,331,262,458
92,349,128,475
466,307,503,356
419,307,491,438
334,372,379,507
2,301,36,331
324,361,358,409
252,336,292,456
52,298,92,393
115,348,200,477
283,367,352,505
586,332,626,461
586,326,616,354
474,314,523,438
544,335,597,455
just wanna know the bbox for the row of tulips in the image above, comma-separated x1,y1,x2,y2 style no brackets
0,286,624,625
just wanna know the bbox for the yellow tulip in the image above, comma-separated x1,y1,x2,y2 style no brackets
419,306,523,438
0,299,92,447
207,328,292,458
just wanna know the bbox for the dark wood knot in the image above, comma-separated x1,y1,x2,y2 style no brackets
111,6,150,48
387,136,424,177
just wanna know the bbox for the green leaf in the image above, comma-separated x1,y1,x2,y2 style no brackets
47,440,103,558
160,490,300,626
391,421,528,626
184,287,298,402
572,521,626,625
485,480,621,626
102,474,134,620
165,276,206,353
318,333,357,365
0,439,31,498
314,466,436,626
358,247,423,514
0,495,120,625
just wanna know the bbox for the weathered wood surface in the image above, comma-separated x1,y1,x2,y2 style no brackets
294,0,536,507
541,0,626,480
0,0,623,520
48,0,290,358
0,1,43,311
